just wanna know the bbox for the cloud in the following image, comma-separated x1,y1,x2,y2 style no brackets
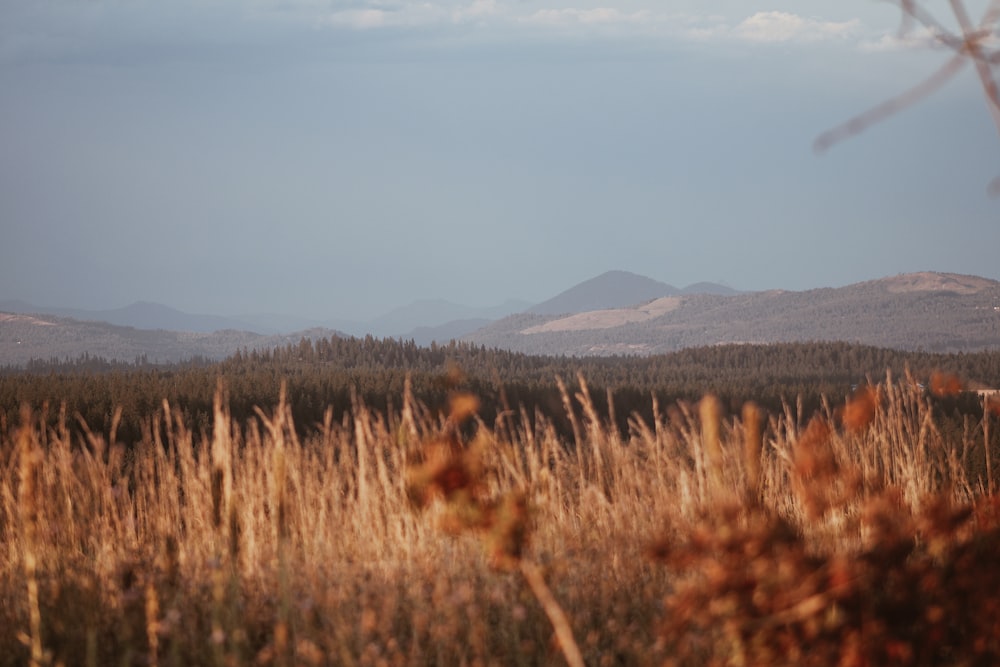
0,1,889,64
322,2,477,30
317,2,660,33
317,1,506,31
738,11,860,42
687,11,862,44
317,3,665,39
855,24,1000,54
324,8,391,30
253,3,879,52
521,8,651,27
859,29,940,53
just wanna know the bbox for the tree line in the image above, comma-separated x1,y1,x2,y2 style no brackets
2,336,997,446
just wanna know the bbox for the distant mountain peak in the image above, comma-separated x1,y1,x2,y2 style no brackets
680,281,741,296
528,270,679,315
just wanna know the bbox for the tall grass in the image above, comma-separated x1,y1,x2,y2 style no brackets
1,374,998,665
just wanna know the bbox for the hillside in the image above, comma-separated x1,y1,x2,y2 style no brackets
0,313,342,366
465,272,1000,355
0,299,254,333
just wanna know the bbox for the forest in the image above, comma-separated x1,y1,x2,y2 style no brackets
3,336,997,446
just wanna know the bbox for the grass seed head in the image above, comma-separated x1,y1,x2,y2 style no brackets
407,436,484,507
930,371,964,397
448,392,480,425
841,385,881,433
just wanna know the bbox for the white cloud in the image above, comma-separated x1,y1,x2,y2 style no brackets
0,1,893,61
859,28,941,53
315,3,665,36
687,11,862,44
324,8,390,30
858,24,1000,54
737,11,859,42
320,2,451,30
521,8,651,27
266,3,885,52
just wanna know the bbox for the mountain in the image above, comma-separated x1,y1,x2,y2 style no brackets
0,300,259,333
232,312,366,336
528,270,680,315
0,295,531,343
0,312,344,367
679,282,741,296
464,272,1000,356
92,302,252,333
369,299,532,338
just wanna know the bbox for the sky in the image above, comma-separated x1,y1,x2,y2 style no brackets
1,0,999,321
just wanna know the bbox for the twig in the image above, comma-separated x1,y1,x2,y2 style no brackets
949,0,1000,132
814,53,967,152
817,1,1000,192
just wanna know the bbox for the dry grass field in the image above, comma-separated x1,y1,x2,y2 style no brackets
2,373,999,666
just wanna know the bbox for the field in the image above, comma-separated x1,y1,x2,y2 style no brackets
2,353,1000,665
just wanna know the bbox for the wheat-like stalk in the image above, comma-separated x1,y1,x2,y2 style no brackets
1,371,996,665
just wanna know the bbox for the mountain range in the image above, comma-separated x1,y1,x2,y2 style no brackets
463,272,1000,356
0,271,723,342
2,271,998,366
0,297,532,340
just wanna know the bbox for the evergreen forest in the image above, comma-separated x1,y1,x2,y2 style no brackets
3,336,997,446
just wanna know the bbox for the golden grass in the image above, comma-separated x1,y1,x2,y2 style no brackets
1,373,998,665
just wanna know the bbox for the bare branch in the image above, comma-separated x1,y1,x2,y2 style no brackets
819,1,1000,192
949,0,1000,132
814,54,966,152
887,0,967,51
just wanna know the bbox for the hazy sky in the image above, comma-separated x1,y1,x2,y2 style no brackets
2,1,999,320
